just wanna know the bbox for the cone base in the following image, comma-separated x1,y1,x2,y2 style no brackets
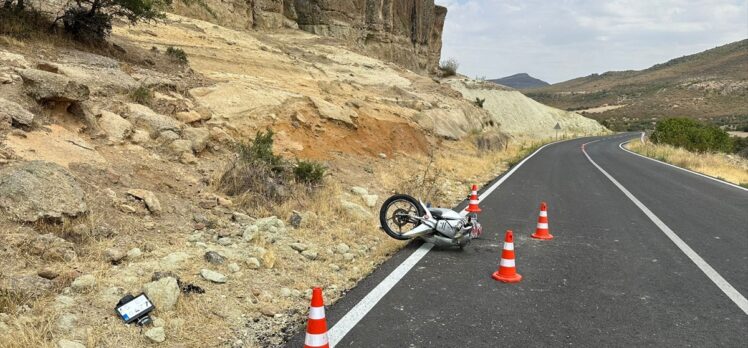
492,271,522,283
531,232,554,240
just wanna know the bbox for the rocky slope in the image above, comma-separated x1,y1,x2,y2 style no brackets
171,0,447,73
0,7,606,348
448,79,606,137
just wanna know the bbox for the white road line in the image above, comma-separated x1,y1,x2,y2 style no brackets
619,134,748,192
582,140,748,315
327,139,569,346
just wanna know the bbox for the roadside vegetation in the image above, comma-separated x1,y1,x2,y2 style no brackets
626,141,748,187
626,118,748,186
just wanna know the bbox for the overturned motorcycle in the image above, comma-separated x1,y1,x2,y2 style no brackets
379,194,482,248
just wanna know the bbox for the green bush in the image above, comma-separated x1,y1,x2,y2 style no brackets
651,118,734,153
294,160,326,185
236,129,282,167
439,58,459,77
56,0,171,43
130,86,152,105
166,46,188,64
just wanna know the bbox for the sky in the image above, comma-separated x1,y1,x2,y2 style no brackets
436,0,748,83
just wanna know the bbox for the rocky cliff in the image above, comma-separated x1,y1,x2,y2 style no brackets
171,0,447,73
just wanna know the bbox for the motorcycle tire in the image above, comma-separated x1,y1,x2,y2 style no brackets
379,194,427,240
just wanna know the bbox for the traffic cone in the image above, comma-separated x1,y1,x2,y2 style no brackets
492,230,522,283
304,287,329,348
466,185,481,213
531,202,553,240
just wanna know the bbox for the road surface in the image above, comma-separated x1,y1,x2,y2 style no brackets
287,133,748,347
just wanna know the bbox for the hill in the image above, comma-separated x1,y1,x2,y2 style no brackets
525,40,748,131
489,73,549,89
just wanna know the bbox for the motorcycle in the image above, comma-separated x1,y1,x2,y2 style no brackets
378,194,482,248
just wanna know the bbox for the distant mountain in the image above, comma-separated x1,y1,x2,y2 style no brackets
524,40,748,131
489,73,550,89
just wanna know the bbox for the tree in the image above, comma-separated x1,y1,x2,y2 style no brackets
57,0,171,42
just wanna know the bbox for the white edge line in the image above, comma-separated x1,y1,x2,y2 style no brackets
582,140,748,315
327,138,574,346
619,133,747,192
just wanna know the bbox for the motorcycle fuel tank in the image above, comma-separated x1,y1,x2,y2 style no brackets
428,208,463,220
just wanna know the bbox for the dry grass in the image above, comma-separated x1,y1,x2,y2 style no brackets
626,141,748,186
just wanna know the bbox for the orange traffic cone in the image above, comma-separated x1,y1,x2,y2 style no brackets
492,230,522,283
304,288,329,348
466,185,481,213
531,202,553,240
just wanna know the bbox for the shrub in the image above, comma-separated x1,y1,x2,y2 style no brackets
651,118,734,153
55,0,171,43
439,58,459,77
294,160,326,185
474,97,485,108
236,129,282,167
130,86,152,105
166,46,188,64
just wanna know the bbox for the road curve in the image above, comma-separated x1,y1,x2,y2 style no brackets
287,133,748,347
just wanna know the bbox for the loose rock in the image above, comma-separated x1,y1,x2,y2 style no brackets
143,277,180,311
204,251,225,264
145,327,166,343
71,274,96,292
200,269,227,283
246,257,261,269
126,189,162,214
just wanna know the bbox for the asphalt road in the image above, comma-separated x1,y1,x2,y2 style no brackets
287,134,748,347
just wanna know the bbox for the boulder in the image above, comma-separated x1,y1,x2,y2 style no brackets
362,194,378,208
143,277,180,311
0,274,53,298
350,186,368,196
0,161,88,222
0,98,34,127
125,103,182,137
126,189,162,214
182,127,210,153
311,96,357,127
340,200,372,220
18,68,90,102
98,110,133,141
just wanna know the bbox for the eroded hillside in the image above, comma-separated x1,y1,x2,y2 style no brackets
0,6,606,348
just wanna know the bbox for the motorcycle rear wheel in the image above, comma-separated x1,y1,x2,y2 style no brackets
379,194,427,240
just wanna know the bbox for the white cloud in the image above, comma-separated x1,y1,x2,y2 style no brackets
436,0,748,83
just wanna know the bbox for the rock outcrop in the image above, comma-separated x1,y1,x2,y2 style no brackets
0,161,88,222
173,0,447,73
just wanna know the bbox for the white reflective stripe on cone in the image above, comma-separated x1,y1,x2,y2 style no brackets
305,332,329,347
503,242,514,251
537,223,549,229
500,259,515,267
539,211,548,217
469,200,479,204
308,306,325,320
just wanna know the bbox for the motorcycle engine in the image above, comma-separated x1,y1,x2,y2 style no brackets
435,219,463,238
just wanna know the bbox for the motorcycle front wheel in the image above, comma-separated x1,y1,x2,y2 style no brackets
379,194,427,240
